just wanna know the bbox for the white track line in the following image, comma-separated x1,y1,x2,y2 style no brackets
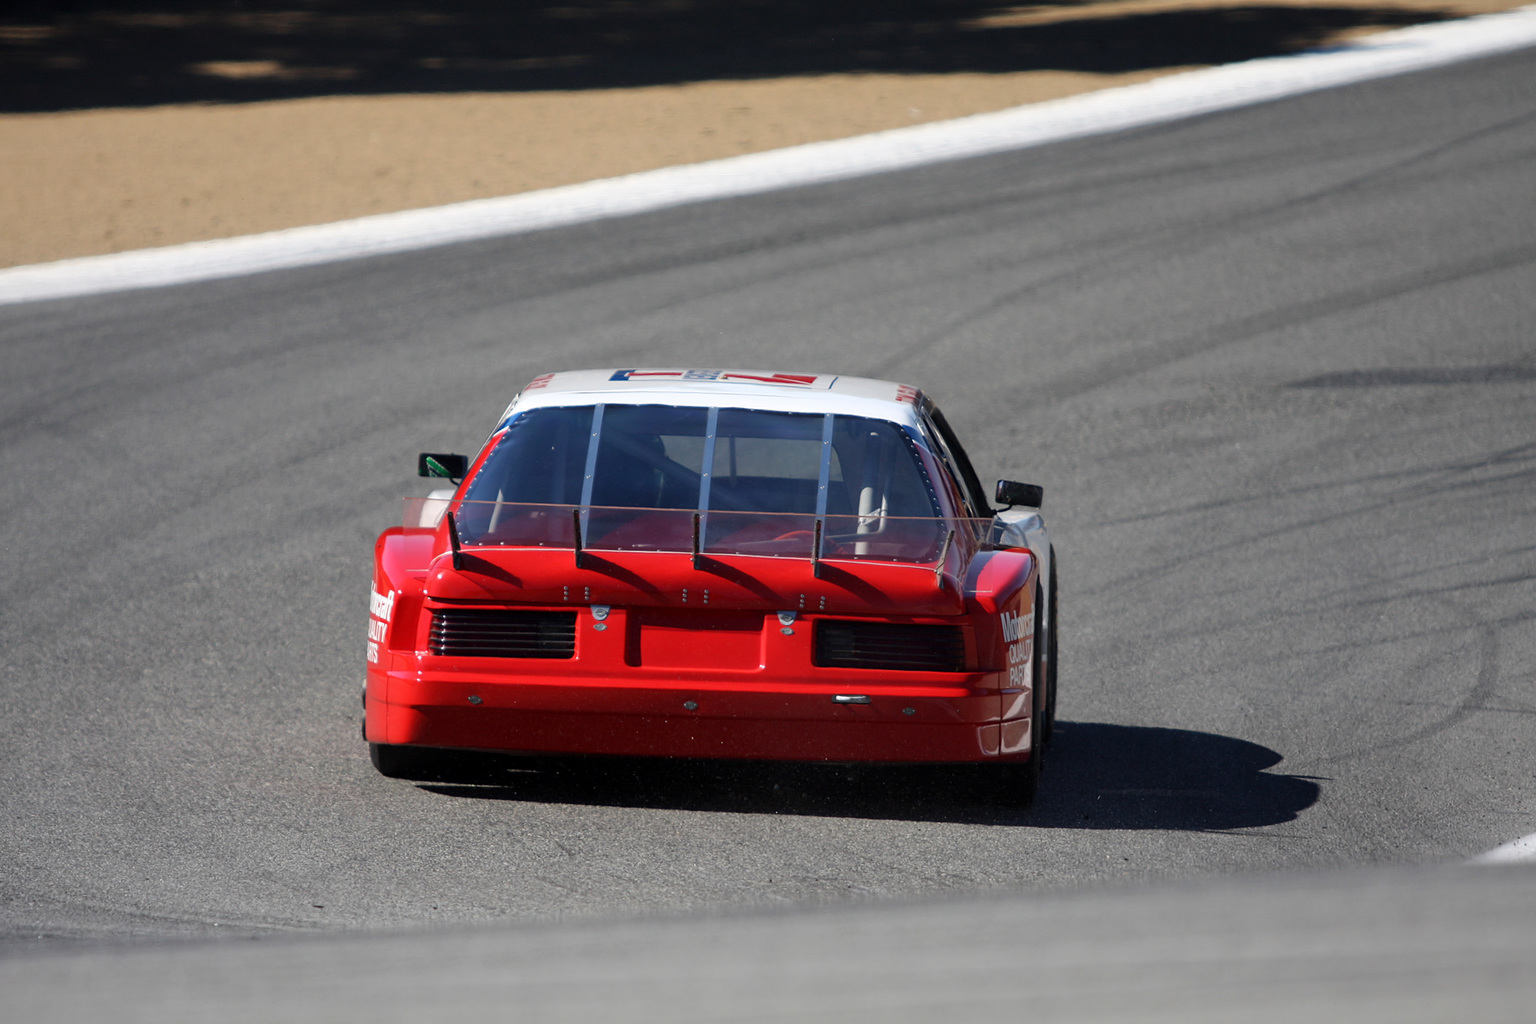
1469,832,1536,864
3,6,1535,307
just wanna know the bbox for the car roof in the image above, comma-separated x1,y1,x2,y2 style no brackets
498,369,928,429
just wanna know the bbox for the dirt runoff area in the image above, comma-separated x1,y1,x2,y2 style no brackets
0,0,1525,270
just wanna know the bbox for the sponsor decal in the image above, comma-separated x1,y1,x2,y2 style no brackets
523,372,555,390
608,369,821,387
367,587,395,664
369,588,395,621
895,384,920,405
1001,606,1035,689
1000,608,1033,644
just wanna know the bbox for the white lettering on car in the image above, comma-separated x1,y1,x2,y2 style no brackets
369,588,396,621
367,587,395,664
999,608,1033,644
1000,605,1034,689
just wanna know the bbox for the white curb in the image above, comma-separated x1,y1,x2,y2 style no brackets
1469,832,1536,864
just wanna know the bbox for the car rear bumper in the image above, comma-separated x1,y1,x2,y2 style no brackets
366,661,1029,763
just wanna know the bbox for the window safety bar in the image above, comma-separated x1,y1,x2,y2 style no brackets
572,507,586,569
446,510,464,571
934,527,954,590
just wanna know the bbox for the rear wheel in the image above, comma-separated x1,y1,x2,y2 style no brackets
993,584,1047,808
1043,547,1059,745
994,703,1042,808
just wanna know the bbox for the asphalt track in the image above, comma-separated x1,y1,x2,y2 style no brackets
2,44,1535,1020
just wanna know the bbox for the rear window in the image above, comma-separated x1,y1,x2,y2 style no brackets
463,404,938,518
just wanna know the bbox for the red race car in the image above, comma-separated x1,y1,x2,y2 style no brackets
365,369,1057,803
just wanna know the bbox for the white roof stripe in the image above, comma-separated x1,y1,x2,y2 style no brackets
496,368,926,430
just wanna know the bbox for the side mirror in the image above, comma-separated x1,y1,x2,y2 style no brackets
418,452,468,481
995,479,1043,509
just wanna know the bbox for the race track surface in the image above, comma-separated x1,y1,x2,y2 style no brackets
1,44,1534,1017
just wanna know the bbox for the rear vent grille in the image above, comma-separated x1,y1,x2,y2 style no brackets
430,609,576,659
813,620,966,673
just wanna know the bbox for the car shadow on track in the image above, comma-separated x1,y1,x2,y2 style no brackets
415,721,1320,828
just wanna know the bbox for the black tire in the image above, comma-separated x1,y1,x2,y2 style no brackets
991,585,1047,808
995,703,1042,809
1043,547,1058,746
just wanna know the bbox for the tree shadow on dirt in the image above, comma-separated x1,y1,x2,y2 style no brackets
3,0,1451,113
416,721,1322,828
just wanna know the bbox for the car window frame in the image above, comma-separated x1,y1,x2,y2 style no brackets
922,402,995,519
